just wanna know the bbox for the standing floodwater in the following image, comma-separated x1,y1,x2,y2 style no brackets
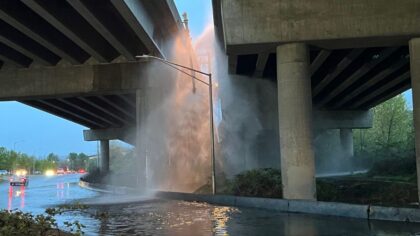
69,200,420,236
1,175,420,235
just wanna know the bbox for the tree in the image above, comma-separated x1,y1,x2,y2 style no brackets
0,147,10,170
0,148,92,173
67,152,89,170
77,153,89,170
109,141,135,172
68,152,78,170
46,153,59,163
354,94,414,159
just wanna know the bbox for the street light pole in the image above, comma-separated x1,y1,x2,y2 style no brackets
13,140,24,151
136,55,217,195
208,74,216,195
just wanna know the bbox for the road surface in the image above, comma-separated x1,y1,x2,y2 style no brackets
0,174,97,214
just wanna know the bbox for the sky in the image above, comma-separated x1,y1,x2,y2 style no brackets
0,1,413,157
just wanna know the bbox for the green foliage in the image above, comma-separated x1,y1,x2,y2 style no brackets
228,168,417,206
316,181,340,201
0,204,90,236
46,153,59,163
228,168,341,200
80,168,106,184
37,159,57,173
0,203,111,235
229,168,283,198
109,141,135,172
367,156,417,182
317,179,417,206
354,94,414,159
0,148,37,173
0,210,54,236
0,146,92,174
67,153,89,171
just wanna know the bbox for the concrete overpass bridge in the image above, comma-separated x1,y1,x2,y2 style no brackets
0,0,187,179
0,0,416,199
212,0,420,200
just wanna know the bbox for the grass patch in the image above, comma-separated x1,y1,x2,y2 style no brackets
223,168,418,207
318,179,417,206
367,157,416,182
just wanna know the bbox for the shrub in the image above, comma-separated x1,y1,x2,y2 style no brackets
0,204,88,236
316,181,340,201
368,157,416,179
228,168,339,200
80,168,107,184
229,168,283,198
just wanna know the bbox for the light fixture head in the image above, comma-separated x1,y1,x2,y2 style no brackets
135,54,151,62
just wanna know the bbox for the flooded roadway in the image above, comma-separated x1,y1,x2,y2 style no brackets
0,174,97,214
1,174,420,235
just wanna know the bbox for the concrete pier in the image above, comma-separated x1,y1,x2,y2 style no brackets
340,129,354,159
100,139,110,173
277,43,316,200
136,90,147,187
409,38,420,203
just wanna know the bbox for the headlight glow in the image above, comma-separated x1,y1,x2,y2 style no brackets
45,170,55,176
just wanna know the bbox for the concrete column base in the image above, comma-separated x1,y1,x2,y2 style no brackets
277,43,316,200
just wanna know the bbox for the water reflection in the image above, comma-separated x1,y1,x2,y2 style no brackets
68,200,420,236
212,206,239,236
7,186,12,210
56,182,69,200
284,214,317,236
7,185,26,210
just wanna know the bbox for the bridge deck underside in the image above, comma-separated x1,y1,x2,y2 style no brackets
234,46,411,110
0,0,181,129
20,94,136,129
0,0,176,68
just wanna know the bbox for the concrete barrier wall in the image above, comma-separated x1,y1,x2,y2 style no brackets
155,191,420,223
79,180,138,195
79,180,420,223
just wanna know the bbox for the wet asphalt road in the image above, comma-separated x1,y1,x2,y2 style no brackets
0,174,98,214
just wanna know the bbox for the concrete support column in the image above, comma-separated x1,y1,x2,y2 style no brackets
409,38,420,203
99,140,110,173
136,89,147,188
340,129,354,158
277,43,316,200
340,128,354,172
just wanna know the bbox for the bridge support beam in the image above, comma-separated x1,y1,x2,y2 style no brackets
83,127,135,145
409,38,420,203
277,43,316,200
100,139,110,174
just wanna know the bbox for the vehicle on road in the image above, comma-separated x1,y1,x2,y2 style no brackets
0,170,8,175
9,170,29,186
57,168,65,175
